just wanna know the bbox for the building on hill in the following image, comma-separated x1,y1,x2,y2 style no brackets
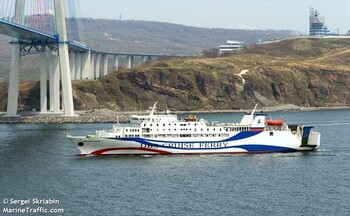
218,40,244,54
309,7,330,36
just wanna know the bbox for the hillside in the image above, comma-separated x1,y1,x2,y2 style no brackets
0,18,294,80
77,18,293,54
0,38,349,112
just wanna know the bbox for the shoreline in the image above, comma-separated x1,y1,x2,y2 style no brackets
0,105,349,124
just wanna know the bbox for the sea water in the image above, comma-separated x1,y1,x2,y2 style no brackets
0,109,349,215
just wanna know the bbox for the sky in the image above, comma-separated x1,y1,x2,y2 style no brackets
78,0,350,34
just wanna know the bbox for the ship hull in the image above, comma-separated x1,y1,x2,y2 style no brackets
68,131,320,156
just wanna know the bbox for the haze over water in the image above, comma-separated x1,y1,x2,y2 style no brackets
0,109,349,215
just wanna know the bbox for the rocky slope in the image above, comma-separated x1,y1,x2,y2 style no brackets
0,38,349,112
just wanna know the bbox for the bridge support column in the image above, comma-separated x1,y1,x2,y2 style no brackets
49,56,54,111
49,55,60,113
40,53,48,113
54,0,74,116
69,52,76,80
113,55,119,71
101,54,108,76
81,51,91,80
142,56,151,62
75,52,81,80
58,46,74,115
6,43,21,116
95,54,101,78
91,53,95,79
127,55,134,69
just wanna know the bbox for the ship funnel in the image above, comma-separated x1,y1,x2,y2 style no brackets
250,112,266,131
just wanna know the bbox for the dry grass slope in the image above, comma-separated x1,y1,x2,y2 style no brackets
0,38,349,112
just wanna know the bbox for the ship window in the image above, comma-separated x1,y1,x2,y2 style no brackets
270,132,274,136
157,124,159,126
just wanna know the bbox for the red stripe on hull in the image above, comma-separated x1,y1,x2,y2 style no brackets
90,147,172,155
80,148,299,156
249,128,264,132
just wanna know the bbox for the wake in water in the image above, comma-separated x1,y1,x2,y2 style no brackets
313,122,350,126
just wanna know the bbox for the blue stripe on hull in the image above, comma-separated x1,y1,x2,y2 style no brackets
233,145,297,153
153,144,296,152
111,131,262,144
106,138,297,152
106,132,298,153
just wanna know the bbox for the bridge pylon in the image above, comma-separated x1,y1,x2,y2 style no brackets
6,0,75,116
5,0,24,116
52,0,74,116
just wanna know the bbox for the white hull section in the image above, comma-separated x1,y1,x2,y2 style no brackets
68,131,320,156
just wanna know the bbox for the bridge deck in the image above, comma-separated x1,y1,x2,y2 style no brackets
0,19,56,41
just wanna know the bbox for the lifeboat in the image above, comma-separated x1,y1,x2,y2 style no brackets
266,119,283,126
184,115,197,122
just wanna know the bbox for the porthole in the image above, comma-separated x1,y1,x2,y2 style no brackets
78,142,84,147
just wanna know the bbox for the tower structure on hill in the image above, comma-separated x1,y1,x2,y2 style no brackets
309,7,329,36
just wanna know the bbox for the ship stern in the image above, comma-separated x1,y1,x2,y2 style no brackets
308,131,321,149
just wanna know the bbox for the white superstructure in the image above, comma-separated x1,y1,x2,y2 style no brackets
68,103,320,156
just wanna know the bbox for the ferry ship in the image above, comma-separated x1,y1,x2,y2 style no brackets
68,103,320,156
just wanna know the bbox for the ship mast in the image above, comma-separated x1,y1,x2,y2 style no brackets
149,102,158,116
251,103,258,115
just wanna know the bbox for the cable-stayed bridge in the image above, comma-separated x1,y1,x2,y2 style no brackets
0,0,187,116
